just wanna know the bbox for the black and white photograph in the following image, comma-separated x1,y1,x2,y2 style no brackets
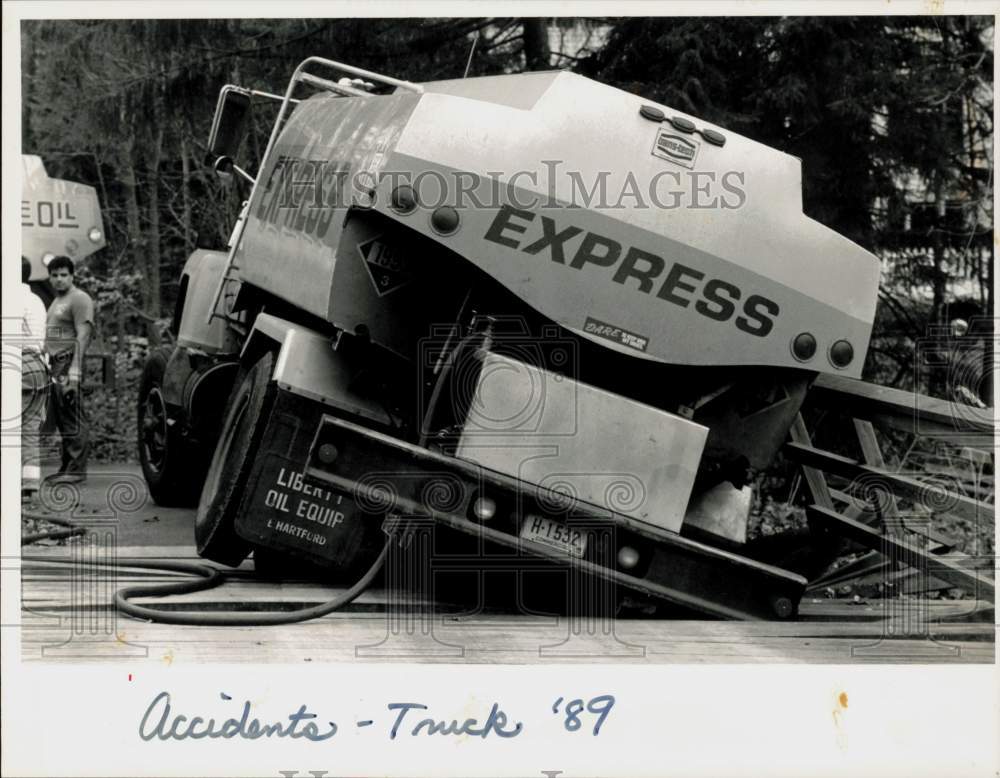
2,5,997,777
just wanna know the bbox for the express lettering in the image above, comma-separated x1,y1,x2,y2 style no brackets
254,156,349,241
484,205,779,337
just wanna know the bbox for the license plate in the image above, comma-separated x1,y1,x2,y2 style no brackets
519,515,587,558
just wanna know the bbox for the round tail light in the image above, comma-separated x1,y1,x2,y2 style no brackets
470,496,496,522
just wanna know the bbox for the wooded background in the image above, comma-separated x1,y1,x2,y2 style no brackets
20,17,994,463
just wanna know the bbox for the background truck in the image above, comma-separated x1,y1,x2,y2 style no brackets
21,154,106,306
138,58,881,620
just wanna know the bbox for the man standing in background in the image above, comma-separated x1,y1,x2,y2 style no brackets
43,255,93,484
20,257,48,501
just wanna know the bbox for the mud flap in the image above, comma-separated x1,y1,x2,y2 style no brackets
233,389,386,574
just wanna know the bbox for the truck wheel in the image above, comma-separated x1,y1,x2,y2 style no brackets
138,346,201,506
195,352,277,567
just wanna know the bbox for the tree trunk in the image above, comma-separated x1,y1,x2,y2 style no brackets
121,145,143,275
146,125,164,325
929,180,947,326
122,140,160,347
21,31,37,150
522,19,551,71
114,298,125,428
180,133,193,253
928,180,947,399
983,246,994,406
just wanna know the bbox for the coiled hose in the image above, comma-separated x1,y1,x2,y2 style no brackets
21,510,390,626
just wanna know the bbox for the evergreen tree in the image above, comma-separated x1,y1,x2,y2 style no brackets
581,16,993,392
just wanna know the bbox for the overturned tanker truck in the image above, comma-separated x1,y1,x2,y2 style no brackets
138,58,880,620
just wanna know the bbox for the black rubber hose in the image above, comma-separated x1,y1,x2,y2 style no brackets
22,509,392,626
23,547,389,626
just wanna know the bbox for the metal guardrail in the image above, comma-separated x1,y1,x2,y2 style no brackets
811,373,993,448
785,373,995,616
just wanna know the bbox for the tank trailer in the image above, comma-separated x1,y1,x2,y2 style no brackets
139,59,880,620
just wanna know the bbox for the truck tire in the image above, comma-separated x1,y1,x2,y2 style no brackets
195,351,277,567
138,346,202,506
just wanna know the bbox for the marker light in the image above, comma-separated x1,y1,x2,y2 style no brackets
829,340,854,369
430,206,460,235
88,227,103,243
470,496,497,522
391,185,418,214
617,546,640,570
701,128,727,146
669,116,696,133
317,443,338,465
791,332,817,361
639,105,665,122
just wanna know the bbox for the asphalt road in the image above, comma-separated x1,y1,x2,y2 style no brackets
29,462,194,548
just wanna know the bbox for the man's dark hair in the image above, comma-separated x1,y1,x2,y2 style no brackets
47,255,75,275
22,256,32,283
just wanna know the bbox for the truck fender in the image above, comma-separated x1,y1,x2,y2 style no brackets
240,312,391,426
159,345,239,433
175,249,242,355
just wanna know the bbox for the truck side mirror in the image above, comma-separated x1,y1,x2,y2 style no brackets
211,155,235,185
207,86,252,167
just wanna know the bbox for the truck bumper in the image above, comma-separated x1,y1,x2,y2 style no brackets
232,385,806,620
